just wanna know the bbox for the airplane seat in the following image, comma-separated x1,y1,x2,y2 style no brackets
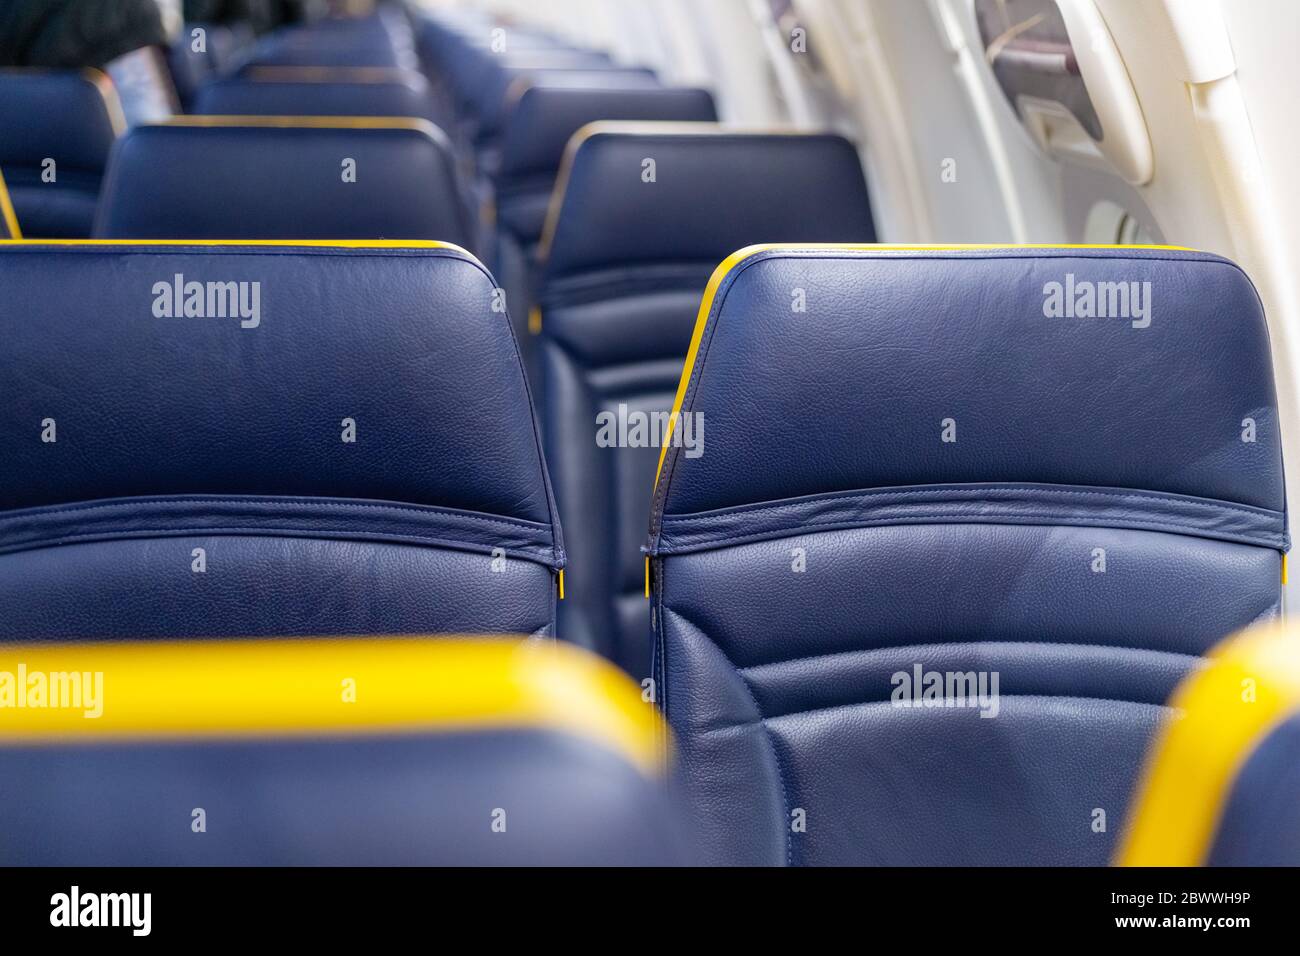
537,128,875,677
487,87,717,358
238,15,418,72
1210,714,1300,865
0,70,123,238
646,245,1286,865
93,119,473,248
0,242,563,642
0,639,685,865
1117,622,1300,866
191,69,438,121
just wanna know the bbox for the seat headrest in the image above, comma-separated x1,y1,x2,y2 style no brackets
0,242,561,566
193,73,433,119
649,246,1285,557
470,64,658,136
93,120,470,246
540,127,876,280
498,86,717,180
0,70,123,172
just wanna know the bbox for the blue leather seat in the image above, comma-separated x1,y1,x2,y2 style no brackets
192,69,437,121
1118,622,1300,866
0,242,563,642
93,119,472,247
491,85,717,253
647,245,1286,865
537,129,875,675
0,638,684,865
0,70,123,238
240,13,418,72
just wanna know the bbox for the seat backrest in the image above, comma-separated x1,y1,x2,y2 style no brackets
193,69,435,120
0,70,124,238
0,241,563,642
492,85,718,248
93,119,472,248
536,127,875,676
0,638,684,865
647,245,1286,865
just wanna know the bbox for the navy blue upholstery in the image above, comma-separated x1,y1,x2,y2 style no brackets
0,243,563,641
492,86,717,248
647,247,1286,865
193,71,436,120
0,728,682,865
1208,712,1300,865
94,122,471,247
0,639,682,865
0,70,121,238
537,131,875,675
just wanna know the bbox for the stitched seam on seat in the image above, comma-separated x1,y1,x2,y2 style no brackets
667,484,1280,522
659,512,1285,555
749,694,1177,726
665,603,792,866
735,640,1207,674
2,496,550,533
692,693,1178,736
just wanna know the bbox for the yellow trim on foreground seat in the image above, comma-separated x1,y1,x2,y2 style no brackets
1115,622,1300,866
0,638,662,774
651,243,1198,492
0,169,20,239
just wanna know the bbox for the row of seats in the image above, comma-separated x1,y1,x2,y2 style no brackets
2,4,1294,865
0,238,1291,864
0,7,878,677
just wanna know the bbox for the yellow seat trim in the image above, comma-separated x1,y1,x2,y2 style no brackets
1115,621,1300,866
0,638,663,774
161,114,436,133
652,243,1198,490
0,169,20,239
0,238,472,257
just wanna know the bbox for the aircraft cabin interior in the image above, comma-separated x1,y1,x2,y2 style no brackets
0,0,1298,902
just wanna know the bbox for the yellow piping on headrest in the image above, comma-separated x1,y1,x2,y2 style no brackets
82,67,127,138
0,169,21,239
0,238,474,258
0,638,665,775
1115,620,1300,866
651,242,1198,494
240,66,421,84
161,114,437,133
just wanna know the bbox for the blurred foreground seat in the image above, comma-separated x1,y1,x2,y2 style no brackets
1118,621,1300,866
0,638,684,865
